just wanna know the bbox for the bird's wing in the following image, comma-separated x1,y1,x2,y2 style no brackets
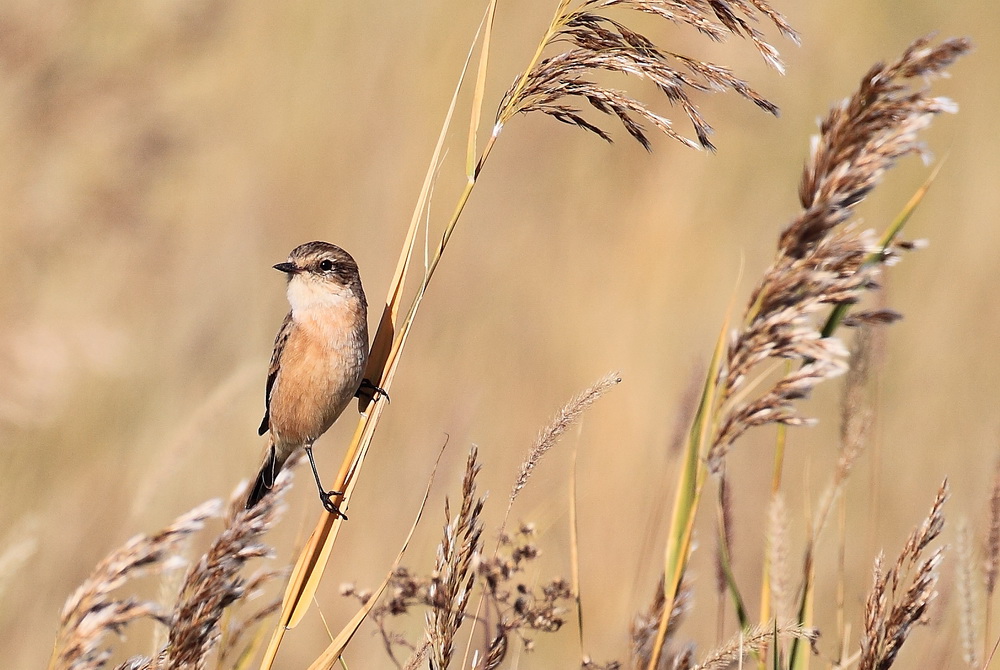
258,311,293,436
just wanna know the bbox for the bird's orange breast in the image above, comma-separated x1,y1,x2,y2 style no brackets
268,307,368,450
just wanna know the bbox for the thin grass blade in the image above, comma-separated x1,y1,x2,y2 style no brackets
647,314,729,670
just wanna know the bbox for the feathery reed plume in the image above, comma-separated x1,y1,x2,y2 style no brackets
840,325,876,455
494,0,797,151
52,465,293,670
157,477,290,670
216,572,284,667
858,481,949,670
691,622,816,670
668,363,705,456
957,520,981,669
507,372,621,515
645,36,968,669
481,629,508,670
707,35,970,468
427,447,485,670
50,501,220,670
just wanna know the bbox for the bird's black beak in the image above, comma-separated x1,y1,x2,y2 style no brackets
273,262,298,274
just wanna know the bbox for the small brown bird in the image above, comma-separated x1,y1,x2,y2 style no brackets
245,241,379,515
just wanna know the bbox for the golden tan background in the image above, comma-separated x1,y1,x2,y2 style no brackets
1,1,997,667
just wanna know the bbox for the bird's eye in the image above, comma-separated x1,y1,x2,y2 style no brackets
319,259,334,272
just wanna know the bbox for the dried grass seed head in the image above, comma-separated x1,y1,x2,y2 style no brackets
497,0,797,150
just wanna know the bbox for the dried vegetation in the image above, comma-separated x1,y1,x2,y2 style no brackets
43,2,983,670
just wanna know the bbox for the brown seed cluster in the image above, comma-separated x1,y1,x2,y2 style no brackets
497,0,797,150
345,522,576,669
859,482,949,670
50,458,296,670
707,36,970,468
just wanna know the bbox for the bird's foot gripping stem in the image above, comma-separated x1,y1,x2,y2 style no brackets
356,378,390,404
305,445,348,520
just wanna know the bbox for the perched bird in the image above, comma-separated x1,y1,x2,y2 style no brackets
245,241,380,515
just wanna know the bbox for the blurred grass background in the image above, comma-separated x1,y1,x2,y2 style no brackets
1,1,997,667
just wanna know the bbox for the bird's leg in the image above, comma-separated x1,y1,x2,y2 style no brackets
356,378,390,404
305,444,347,520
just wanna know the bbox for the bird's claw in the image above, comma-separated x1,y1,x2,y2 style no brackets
357,378,390,404
319,490,348,520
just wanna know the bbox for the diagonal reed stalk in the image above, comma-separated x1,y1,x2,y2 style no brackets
263,1,796,666
303,442,448,670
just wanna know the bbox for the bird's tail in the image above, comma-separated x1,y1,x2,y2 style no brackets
245,443,288,510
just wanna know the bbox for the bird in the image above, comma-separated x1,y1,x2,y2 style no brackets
245,241,382,516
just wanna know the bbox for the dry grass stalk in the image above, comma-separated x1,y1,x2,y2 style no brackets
690,621,817,670
507,371,621,514
858,481,949,670
495,0,797,150
956,520,981,669
427,446,485,670
706,35,970,469
630,575,692,669
49,500,220,670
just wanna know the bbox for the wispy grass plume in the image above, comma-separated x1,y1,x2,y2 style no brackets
859,481,948,670
158,484,288,669
708,35,970,468
426,447,485,670
495,0,797,150
689,622,816,670
50,467,294,670
507,371,621,516
647,34,969,669
50,501,220,670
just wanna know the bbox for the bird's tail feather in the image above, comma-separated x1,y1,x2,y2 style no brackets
245,444,287,509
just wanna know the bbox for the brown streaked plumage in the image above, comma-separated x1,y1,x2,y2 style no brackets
245,241,373,515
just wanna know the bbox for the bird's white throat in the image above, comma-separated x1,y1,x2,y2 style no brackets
286,275,354,315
